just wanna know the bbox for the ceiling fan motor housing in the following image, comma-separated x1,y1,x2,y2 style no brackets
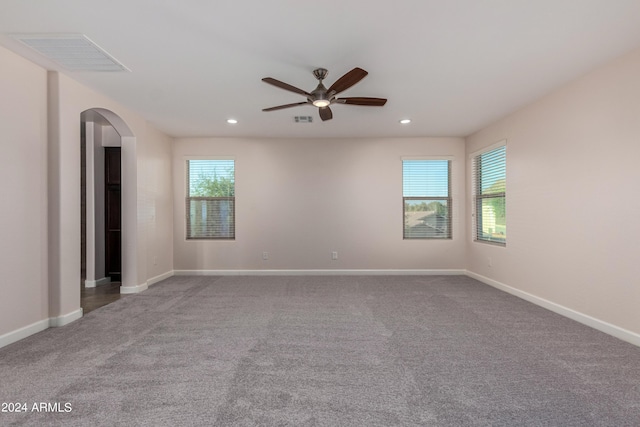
310,85,331,104
310,68,332,105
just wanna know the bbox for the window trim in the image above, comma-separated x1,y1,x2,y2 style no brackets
185,157,236,241
470,141,506,246
401,156,453,240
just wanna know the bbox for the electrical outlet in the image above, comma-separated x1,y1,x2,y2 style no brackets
262,252,269,260
153,256,157,266
488,257,492,267
332,251,338,260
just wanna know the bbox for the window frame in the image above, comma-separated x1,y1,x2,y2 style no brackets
185,157,235,240
402,157,453,240
471,141,506,246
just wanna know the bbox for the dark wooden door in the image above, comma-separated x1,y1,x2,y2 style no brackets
105,147,121,282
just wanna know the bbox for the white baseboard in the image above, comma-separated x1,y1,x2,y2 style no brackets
0,318,50,349
466,270,640,348
49,308,83,327
0,308,83,349
120,282,149,294
174,269,466,276
147,270,174,286
84,277,111,288
121,270,175,293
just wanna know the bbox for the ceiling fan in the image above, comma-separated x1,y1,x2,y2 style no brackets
261,67,387,121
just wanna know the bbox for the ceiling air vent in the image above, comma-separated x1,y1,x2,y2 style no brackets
294,116,313,123
11,33,130,72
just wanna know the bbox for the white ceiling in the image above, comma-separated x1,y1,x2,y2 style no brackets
2,0,640,139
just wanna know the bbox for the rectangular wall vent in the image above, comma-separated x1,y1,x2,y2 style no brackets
11,33,130,72
294,116,313,123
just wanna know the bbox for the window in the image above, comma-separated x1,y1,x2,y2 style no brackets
186,159,235,239
472,144,506,245
402,159,452,239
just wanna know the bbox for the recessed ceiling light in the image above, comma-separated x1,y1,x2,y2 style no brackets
227,119,238,124
399,119,411,124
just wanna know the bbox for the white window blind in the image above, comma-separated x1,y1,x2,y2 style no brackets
186,159,235,239
402,159,452,239
472,145,506,245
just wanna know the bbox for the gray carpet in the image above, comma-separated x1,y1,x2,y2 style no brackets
1,275,639,426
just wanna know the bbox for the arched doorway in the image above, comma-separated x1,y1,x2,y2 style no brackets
80,108,140,312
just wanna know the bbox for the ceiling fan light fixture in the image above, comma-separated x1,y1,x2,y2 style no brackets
312,99,331,108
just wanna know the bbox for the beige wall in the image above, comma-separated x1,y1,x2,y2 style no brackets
142,124,174,281
172,137,466,271
466,48,640,335
0,46,48,336
0,45,173,343
50,72,174,307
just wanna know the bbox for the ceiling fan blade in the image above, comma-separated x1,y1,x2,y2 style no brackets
327,67,368,95
262,77,311,97
319,106,333,121
262,101,309,112
335,97,387,106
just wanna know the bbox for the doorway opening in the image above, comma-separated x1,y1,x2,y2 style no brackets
80,108,137,313
104,147,121,282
